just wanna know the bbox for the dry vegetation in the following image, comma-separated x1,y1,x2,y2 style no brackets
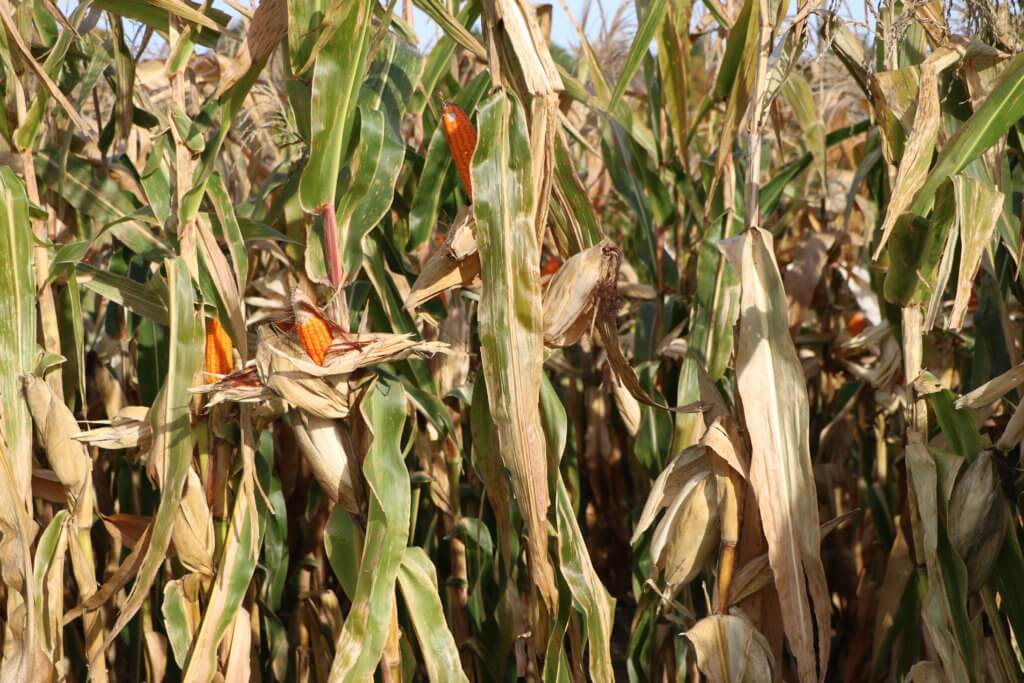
2,0,1024,680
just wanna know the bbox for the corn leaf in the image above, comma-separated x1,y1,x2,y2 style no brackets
103,257,203,648
298,0,374,213
397,547,470,683
722,227,830,683
327,379,410,680
472,88,558,610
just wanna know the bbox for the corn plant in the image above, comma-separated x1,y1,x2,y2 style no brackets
3,0,1024,680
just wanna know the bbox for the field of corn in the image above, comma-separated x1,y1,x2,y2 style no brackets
4,0,1024,680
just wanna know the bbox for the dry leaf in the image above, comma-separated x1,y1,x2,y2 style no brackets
721,228,831,683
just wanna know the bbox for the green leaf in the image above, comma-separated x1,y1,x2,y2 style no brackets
162,580,194,669
298,0,374,213
328,379,411,680
911,51,1024,216
93,0,227,46
207,174,249,290
182,478,260,680
472,88,557,606
0,168,38,481
336,36,422,280
609,0,670,109
412,0,486,60
325,505,362,600
542,381,616,682
287,0,330,73
397,547,470,683
77,264,169,325
103,256,204,648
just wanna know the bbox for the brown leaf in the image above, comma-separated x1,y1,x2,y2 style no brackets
722,228,831,683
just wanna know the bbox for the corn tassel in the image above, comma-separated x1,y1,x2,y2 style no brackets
204,319,233,378
441,103,477,203
292,289,333,366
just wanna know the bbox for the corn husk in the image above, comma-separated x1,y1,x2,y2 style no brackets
542,239,619,348
948,451,1007,591
406,206,480,309
610,371,642,437
255,326,370,419
290,412,359,514
686,612,776,682
23,375,91,506
145,392,216,576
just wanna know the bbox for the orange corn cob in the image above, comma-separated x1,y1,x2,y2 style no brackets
541,256,563,277
845,311,867,336
291,289,333,366
441,103,477,203
205,319,233,379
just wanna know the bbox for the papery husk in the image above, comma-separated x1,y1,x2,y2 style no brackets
433,301,472,396
948,452,1007,591
542,239,618,348
610,371,642,437
145,392,216,576
290,412,360,514
651,471,720,588
23,375,91,508
22,375,109,679
406,206,481,309
172,468,217,575
687,612,776,683
255,326,371,419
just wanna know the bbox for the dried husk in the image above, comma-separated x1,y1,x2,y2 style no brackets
172,468,217,575
542,239,618,348
406,207,481,309
432,301,472,396
687,612,776,683
651,471,720,588
948,452,1007,591
23,375,91,506
145,392,216,576
610,373,642,437
255,327,370,419
290,412,359,514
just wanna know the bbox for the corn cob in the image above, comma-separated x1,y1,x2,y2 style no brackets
291,288,333,366
845,311,867,336
204,318,233,378
441,103,477,203
541,256,562,277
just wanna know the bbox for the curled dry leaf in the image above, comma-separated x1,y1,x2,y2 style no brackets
406,206,481,310
833,321,901,389
190,365,280,410
686,612,776,683
542,239,620,347
784,232,836,331
74,406,152,450
955,361,1024,408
